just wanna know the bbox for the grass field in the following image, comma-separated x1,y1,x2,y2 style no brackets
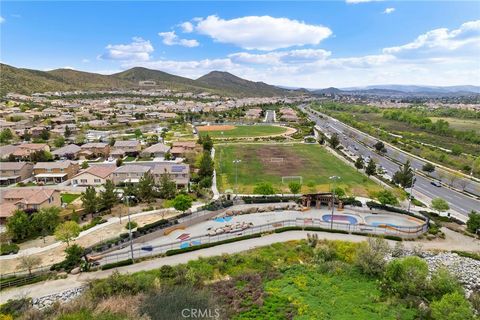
215,143,381,195
430,117,480,134
61,193,81,204
199,125,287,138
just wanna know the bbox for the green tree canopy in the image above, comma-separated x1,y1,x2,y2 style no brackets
376,190,399,206
365,159,377,176
6,210,32,242
354,156,364,170
158,172,177,200
392,160,414,188
382,256,429,298
31,207,61,243
137,172,157,203
54,221,81,246
431,198,450,214
466,211,480,234
100,180,117,213
288,182,302,196
430,292,475,320
81,186,98,214
253,182,275,195
172,194,193,213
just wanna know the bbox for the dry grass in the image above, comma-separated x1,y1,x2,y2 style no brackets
197,125,236,132
94,294,148,319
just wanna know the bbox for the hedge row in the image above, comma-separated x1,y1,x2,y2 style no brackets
101,258,134,270
0,243,19,255
242,196,298,204
165,233,262,256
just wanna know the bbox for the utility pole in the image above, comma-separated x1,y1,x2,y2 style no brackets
126,195,134,262
329,176,341,230
407,169,417,214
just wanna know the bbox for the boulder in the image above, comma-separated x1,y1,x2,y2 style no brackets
70,267,81,275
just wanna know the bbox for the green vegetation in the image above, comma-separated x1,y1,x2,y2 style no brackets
6,207,61,243
199,125,287,138
61,193,81,204
216,143,382,195
466,211,480,234
6,238,474,320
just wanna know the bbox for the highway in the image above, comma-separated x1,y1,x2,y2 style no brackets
300,105,480,218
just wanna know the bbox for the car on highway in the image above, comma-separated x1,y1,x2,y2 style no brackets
430,181,442,187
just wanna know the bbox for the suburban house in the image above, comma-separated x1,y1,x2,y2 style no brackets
52,144,82,160
0,188,61,223
111,164,151,184
33,160,79,184
152,163,190,189
279,107,299,122
140,142,170,158
170,141,197,158
80,142,110,158
72,164,116,186
9,143,50,160
110,148,126,159
0,162,34,186
245,108,262,119
113,140,141,155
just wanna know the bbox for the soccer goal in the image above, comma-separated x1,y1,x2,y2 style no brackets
282,176,303,184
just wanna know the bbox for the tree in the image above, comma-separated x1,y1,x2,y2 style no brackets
18,255,42,275
81,161,89,170
31,207,61,243
202,134,213,152
22,129,31,141
457,178,469,191
382,256,429,297
332,187,345,198
355,237,390,276
54,221,81,246
198,151,214,179
158,172,177,199
40,129,50,141
451,145,463,156
329,133,340,149
164,151,173,161
392,160,414,188
137,172,156,202
116,158,123,167
109,137,116,147
134,129,142,139
430,292,475,320
100,180,117,213
446,172,461,187
429,267,463,300
288,182,302,197
63,244,85,272
0,128,13,143
146,134,159,145
172,194,192,213
431,198,450,215
53,136,65,148
82,186,98,215
376,190,399,206
365,159,377,176
6,210,32,242
354,156,364,170
64,125,72,137
30,150,53,162
373,141,386,153
253,182,275,195
422,162,435,173
466,211,480,234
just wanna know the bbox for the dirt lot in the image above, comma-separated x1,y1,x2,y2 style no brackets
245,145,304,176
197,125,236,131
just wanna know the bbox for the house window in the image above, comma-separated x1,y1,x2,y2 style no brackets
81,179,87,183
73,179,78,184
94,179,101,183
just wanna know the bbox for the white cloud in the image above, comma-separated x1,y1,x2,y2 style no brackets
158,31,199,47
383,8,395,14
383,20,480,57
0,16,5,24
81,59,90,63
346,0,384,4
194,15,332,51
100,37,154,61
229,49,331,65
180,21,194,33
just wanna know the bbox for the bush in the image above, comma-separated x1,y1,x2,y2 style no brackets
101,259,134,270
430,292,475,320
355,237,390,276
0,243,19,255
0,298,32,318
242,196,297,204
88,270,147,300
428,267,463,300
466,211,480,234
125,221,138,230
381,256,429,298
451,250,480,261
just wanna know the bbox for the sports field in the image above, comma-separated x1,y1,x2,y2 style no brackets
215,143,382,195
198,125,288,138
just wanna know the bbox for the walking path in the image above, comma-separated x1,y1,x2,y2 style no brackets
1,228,478,303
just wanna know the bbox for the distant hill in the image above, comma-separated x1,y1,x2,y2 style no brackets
0,63,295,97
196,71,290,97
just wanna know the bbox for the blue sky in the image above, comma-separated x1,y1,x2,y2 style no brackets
1,1,479,87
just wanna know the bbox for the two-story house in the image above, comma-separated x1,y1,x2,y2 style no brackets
111,164,150,184
0,162,34,186
80,142,110,158
152,163,190,189
113,140,141,156
33,160,79,184
72,164,116,186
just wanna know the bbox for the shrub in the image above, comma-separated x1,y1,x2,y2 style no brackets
466,211,480,234
428,267,463,300
451,250,480,261
88,270,147,300
0,298,32,318
430,292,475,320
101,259,134,270
125,221,138,230
0,243,19,255
381,256,429,298
355,237,390,276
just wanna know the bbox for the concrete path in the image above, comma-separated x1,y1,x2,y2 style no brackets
2,228,478,303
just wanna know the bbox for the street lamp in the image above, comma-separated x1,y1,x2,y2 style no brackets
407,169,417,214
125,194,134,263
329,175,341,230
233,159,242,199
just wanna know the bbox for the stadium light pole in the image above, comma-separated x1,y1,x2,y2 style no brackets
329,176,341,230
233,159,242,199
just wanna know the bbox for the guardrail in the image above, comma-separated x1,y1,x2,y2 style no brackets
98,217,427,265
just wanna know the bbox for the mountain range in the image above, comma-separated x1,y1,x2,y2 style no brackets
0,64,294,98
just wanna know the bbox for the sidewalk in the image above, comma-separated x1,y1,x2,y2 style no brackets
2,228,478,303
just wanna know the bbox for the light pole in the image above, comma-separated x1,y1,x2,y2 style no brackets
126,195,134,262
407,169,417,214
233,159,241,199
329,176,341,230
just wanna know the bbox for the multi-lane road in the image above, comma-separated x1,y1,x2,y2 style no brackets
300,105,480,218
